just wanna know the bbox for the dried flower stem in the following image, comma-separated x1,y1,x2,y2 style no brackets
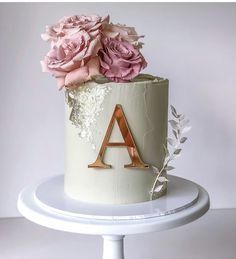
150,156,169,200
149,105,191,200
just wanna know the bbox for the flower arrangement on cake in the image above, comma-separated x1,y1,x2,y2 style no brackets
41,14,191,204
41,14,146,89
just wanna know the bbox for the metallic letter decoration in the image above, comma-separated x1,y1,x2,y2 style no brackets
88,104,149,169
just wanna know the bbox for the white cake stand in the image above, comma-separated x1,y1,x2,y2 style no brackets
17,175,209,259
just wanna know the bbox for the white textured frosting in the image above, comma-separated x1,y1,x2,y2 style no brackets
64,75,169,204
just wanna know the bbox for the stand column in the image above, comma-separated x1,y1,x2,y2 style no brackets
102,235,125,259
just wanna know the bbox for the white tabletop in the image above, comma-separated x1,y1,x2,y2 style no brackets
17,175,210,236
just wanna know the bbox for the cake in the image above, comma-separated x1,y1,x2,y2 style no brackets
41,14,190,205
65,75,168,204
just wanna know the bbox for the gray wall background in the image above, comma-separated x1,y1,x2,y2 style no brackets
0,3,235,217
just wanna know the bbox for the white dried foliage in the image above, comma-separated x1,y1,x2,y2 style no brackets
150,105,191,199
174,148,182,155
173,129,178,139
182,126,192,134
180,137,187,143
158,176,169,183
151,165,160,174
169,120,179,130
167,138,175,146
165,166,175,171
154,184,164,193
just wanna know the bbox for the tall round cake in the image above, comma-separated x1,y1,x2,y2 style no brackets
41,14,190,205
65,75,168,204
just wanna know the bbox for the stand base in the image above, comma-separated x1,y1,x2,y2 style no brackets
103,235,125,259
17,175,210,259
34,175,199,220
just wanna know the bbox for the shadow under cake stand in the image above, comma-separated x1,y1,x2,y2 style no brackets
17,175,210,259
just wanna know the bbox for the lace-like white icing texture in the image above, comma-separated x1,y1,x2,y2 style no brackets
66,84,111,150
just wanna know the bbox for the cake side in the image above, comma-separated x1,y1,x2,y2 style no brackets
64,76,169,204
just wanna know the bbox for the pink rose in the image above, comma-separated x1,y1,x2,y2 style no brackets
41,30,101,89
41,14,109,42
98,38,147,83
102,23,143,47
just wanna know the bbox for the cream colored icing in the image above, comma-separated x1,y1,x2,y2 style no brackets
64,75,169,204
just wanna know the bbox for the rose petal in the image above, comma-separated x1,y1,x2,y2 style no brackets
71,46,88,63
99,57,110,70
99,50,112,66
40,60,50,72
84,35,101,59
65,66,89,86
56,76,66,90
102,15,110,23
87,57,100,79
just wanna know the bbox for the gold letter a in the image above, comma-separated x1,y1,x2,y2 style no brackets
88,104,149,169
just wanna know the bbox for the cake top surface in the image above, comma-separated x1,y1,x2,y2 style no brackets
84,74,168,87
41,14,155,90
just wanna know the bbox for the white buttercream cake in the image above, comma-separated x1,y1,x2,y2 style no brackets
41,14,190,205
65,75,169,204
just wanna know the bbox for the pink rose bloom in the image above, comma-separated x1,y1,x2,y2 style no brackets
98,38,147,83
102,23,143,47
41,30,101,89
41,14,109,42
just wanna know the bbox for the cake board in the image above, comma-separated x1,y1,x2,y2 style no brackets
17,175,210,259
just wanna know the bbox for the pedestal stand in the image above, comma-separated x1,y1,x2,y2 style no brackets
17,175,209,259
102,235,125,259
